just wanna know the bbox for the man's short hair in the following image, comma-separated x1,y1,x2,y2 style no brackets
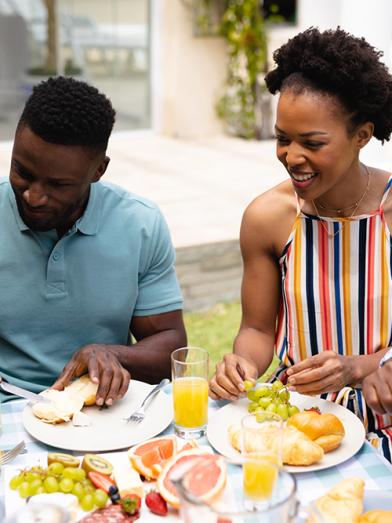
18,76,116,152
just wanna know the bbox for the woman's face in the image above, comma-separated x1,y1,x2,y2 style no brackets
275,89,360,200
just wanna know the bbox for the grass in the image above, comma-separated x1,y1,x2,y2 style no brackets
184,301,279,379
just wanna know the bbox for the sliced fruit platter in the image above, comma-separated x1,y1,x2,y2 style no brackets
5,437,227,522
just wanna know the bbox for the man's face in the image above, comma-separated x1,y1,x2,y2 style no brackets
9,126,108,234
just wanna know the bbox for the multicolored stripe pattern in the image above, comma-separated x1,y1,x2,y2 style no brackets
275,175,392,460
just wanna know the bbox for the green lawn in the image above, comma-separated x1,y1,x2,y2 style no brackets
184,301,279,379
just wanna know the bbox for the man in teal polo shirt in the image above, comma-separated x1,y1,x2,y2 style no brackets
0,76,186,405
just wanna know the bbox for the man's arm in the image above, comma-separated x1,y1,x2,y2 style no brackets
52,309,186,406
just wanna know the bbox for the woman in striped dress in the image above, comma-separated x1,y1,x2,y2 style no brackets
209,28,392,460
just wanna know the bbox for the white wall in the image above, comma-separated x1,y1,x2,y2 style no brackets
152,0,226,138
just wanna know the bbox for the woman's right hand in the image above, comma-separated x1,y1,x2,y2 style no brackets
209,354,258,401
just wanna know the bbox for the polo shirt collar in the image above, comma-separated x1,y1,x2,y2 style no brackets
8,181,102,236
74,182,102,235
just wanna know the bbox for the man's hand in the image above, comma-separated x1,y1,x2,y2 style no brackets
362,361,392,415
209,354,258,401
286,351,355,395
52,344,131,406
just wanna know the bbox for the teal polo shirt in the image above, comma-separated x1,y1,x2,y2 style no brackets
0,178,183,402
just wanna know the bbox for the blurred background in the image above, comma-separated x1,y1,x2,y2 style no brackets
1,0,392,368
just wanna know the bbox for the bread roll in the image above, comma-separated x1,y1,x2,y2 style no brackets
287,411,345,452
313,477,364,523
227,423,324,466
32,375,98,424
359,511,392,523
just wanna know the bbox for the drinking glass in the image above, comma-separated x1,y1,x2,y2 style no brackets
171,346,209,439
241,412,283,510
177,461,324,523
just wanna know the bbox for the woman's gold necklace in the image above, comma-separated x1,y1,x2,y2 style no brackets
312,165,371,239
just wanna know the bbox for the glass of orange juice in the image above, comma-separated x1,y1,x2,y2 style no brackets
241,412,283,510
171,346,209,439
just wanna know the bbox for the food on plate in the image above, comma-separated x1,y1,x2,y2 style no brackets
227,423,324,466
281,425,324,466
359,510,392,522
287,411,345,452
157,449,226,509
112,463,145,499
88,471,116,494
32,375,98,424
82,454,113,476
78,504,140,522
9,458,111,511
48,453,80,468
146,491,168,516
312,477,364,523
127,435,177,480
72,410,93,427
246,380,300,420
119,493,142,515
27,493,79,522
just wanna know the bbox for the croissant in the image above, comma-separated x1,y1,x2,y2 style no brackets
282,425,324,466
227,424,324,466
287,411,345,452
313,477,364,523
359,511,392,523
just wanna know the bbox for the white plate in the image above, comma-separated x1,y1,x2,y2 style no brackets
207,392,366,473
22,380,173,452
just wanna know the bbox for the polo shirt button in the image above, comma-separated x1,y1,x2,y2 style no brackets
52,252,61,261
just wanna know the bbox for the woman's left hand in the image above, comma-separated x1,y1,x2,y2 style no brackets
286,351,355,395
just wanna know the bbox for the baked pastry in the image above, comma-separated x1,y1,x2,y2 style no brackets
287,411,345,452
282,425,324,466
227,423,324,466
32,375,98,424
313,477,364,523
359,511,392,522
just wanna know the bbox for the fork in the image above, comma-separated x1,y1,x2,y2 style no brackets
124,378,170,423
0,440,26,466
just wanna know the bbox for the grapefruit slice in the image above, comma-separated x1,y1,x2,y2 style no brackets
157,449,227,509
128,435,177,479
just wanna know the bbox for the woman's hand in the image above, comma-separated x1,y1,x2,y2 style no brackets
286,351,356,395
52,344,131,406
209,354,258,401
362,362,392,414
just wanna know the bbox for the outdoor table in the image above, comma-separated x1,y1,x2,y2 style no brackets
1,386,392,521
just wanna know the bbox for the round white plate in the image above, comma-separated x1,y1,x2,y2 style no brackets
207,392,366,473
22,380,173,452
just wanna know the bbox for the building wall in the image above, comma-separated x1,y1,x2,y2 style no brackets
153,0,226,138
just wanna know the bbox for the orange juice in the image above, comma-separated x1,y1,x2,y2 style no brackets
243,454,278,501
173,377,208,428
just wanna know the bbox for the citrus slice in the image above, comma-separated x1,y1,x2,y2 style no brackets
128,435,177,480
157,449,227,509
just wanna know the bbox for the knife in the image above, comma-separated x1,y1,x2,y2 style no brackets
0,379,50,403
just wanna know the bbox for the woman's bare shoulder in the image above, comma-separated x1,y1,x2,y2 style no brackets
244,180,297,226
241,180,298,256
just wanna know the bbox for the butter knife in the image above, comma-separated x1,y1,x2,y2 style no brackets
0,379,50,403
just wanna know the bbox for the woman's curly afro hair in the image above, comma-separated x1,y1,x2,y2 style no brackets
18,76,116,151
265,27,392,142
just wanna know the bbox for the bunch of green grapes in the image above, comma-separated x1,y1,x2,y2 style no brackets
244,379,300,420
9,463,108,511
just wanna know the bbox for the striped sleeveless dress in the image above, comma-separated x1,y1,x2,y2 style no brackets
274,175,392,461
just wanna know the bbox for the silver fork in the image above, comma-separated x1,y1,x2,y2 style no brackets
0,440,26,466
124,378,170,423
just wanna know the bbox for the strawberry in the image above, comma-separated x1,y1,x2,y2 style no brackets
120,493,142,515
305,406,321,414
146,490,168,516
88,471,116,493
